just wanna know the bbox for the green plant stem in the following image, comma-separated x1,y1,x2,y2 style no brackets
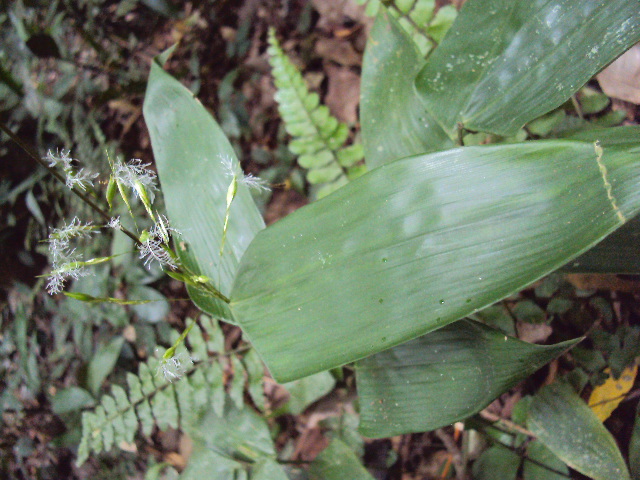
491,438,572,478
0,121,142,247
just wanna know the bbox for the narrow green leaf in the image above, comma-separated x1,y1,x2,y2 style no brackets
361,10,452,169
415,0,640,137
356,319,577,437
231,139,640,382
527,382,630,480
143,61,264,320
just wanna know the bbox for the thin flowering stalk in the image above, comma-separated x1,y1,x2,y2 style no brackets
219,155,270,256
0,122,143,246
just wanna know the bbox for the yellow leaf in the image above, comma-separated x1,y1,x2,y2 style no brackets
588,365,637,422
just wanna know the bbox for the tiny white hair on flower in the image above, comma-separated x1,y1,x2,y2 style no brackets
48,217,95,263
220,154,270,192
45,149,97,190
138,215,180,270
46,253,93,295
156,352,193,383
44,149,73,169
107,216,121,229
64,168,98,191
114,158,158,202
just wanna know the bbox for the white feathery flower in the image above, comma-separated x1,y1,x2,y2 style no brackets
240,173,270,191
138,216,180,269
65,168,98,191
46,254,93,295
114,158,158,202
48,217,95,262
156,352,193,382
220,154,270,192
44,149,73,169
107,216,121,229
45,149,97,190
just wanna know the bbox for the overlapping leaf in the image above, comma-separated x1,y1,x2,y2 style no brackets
361,10,453,169
230,137,640,382
143,61,264,319
528,382,630,480
356,319,578,437
415,0,640,138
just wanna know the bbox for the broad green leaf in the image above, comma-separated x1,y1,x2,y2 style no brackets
562,127,640,273
143,61,264,320
251,458,289,480
356,319,577,437
527,382,630,480
565,212,640,273
179,443,244,480
282,370,336,416
308,438,374,480
472,446,520,480
189,399,275,462
523,440,569,480
415,0,640,138
361,10,452,169
231,139,640,382
86,336,124,396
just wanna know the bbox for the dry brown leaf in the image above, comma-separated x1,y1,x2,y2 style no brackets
597,44,640,104
315,37,362,67
324,63,361,124
516,321,553,344
565,273,640,293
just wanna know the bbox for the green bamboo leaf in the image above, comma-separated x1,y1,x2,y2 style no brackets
143,61,264,321
527,382,630,480
361,10,452,169
415,0,640,138
356,319,578,437
231,138,640,382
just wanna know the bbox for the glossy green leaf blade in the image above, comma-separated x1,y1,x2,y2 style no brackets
356,319,578,437
415,0,640,137
143,61,264,318
561,127,640,273
231,139,640,382
361,10,453,169
528,383,630,480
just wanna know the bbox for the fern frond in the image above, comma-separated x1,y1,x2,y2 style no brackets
267,29,365,199
76,316,264,466
356,0,458,56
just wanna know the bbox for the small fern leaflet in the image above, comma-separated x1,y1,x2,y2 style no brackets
267,29,365,199
76,315,264,466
